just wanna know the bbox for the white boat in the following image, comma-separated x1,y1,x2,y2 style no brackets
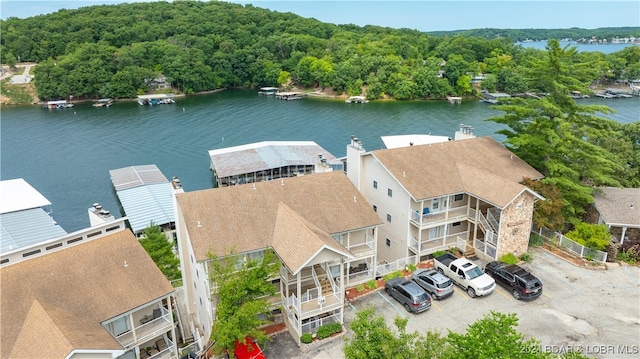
345,96,369,103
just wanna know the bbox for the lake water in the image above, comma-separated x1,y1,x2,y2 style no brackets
517,41,638,54
1,90,638,232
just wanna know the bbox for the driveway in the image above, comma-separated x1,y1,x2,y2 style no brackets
263,248,640,359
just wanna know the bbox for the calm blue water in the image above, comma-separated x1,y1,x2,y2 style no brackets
517,41,638,54
1,90,638,232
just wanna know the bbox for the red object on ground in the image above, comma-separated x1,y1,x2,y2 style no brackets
234,337,266,359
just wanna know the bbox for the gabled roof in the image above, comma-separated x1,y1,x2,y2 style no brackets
1,229,174,358
208,141,337,178
594,187,640,227
176,171,382,262
370,136,543,203
272,203,353,274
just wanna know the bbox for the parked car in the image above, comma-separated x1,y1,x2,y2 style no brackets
484,261,543,300
411,268,454,300
384,277,431,313
433,253,495,298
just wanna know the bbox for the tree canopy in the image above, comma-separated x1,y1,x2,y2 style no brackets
1,1,638,100
207,249,280,357
139,223,181,282
488,39,638,226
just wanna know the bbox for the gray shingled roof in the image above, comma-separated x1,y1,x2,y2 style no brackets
176,171,383,268
1,229,174,358
594,187,640,227
370,136,544,203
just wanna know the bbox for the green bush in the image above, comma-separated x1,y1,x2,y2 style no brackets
528,233,544,247
565,223,611,251
317,323,342,339
383,270,403,281
518,252,533,262
365,280,378,290
432,250,447,258
300,333,313,344
406,263,418,272
617,245,640,264
499,253,519,264
356,284,365,292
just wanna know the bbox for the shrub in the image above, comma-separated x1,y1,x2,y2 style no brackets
316,322,342,339
356,284,365,292
617,244,640,264
383,270,403,281
518,252,533,262
432,250,447,258
406,263,418,273
565,223,610,251
528,233,544,247
365,280,378,290
499,253,519,264
300,333,313,344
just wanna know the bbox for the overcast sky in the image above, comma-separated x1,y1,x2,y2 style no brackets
1,0,639,31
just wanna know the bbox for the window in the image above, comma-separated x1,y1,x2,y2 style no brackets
386,238,391,247
454,194,463,201
452,222,461,227
386,213,392,222
373,180,378,189
387,188,393,197
373,205,377,212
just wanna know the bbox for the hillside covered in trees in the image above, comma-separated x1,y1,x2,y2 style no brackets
1,1,639,102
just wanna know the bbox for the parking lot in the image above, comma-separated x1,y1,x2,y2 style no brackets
263,248,640,359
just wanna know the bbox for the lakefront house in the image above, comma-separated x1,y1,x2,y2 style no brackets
174,171,382,347
345,133,545,264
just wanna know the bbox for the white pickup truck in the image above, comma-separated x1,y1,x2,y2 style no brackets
433,253,495,298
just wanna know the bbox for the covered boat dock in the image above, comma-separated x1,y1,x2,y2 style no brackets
208,141,342,187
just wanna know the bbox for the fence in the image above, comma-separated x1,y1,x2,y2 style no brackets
534,227,608,263
375,255,416,277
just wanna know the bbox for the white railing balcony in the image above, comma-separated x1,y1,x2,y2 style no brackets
409,231,468,255
144,338,175,359
408,236,420,253
410,206,468,228
285,292,341,318
347,234,375,256
115,308,173,350
487,208,501,231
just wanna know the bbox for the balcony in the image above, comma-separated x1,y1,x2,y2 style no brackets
345,234,375,257
115,307,173,351
410,206,468,228
408,231,468,255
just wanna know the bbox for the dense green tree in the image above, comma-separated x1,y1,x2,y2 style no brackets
488,40,626,225
343,306,450,359
522,178,565,231
447,311,551,359
139,223,181,282
207,249,279,357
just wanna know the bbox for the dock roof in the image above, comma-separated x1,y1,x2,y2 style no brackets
109,165,175,234
381,134,451,149
0,178,52,214
208,141,337,178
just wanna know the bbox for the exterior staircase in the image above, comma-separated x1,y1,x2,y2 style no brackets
314,264,334,296
464,240,477,258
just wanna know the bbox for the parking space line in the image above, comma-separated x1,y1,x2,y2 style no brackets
453,287,470,299
543,292,552,299
495,287,515,302
348,302,358,312
624,267,640,286
377,291,408,318
431,301,442,311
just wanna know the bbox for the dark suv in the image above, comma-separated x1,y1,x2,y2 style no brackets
484,261,543,300
385,277,431,313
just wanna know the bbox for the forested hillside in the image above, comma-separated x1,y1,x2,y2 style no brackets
1,1,639,101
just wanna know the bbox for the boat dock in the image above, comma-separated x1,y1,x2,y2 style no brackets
258,87,279,95
446,96,462,104
92,98,113,107
345,96,369,104
274,92,303,100
137,94,176,105
43,100,73,109
480,92,511,104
